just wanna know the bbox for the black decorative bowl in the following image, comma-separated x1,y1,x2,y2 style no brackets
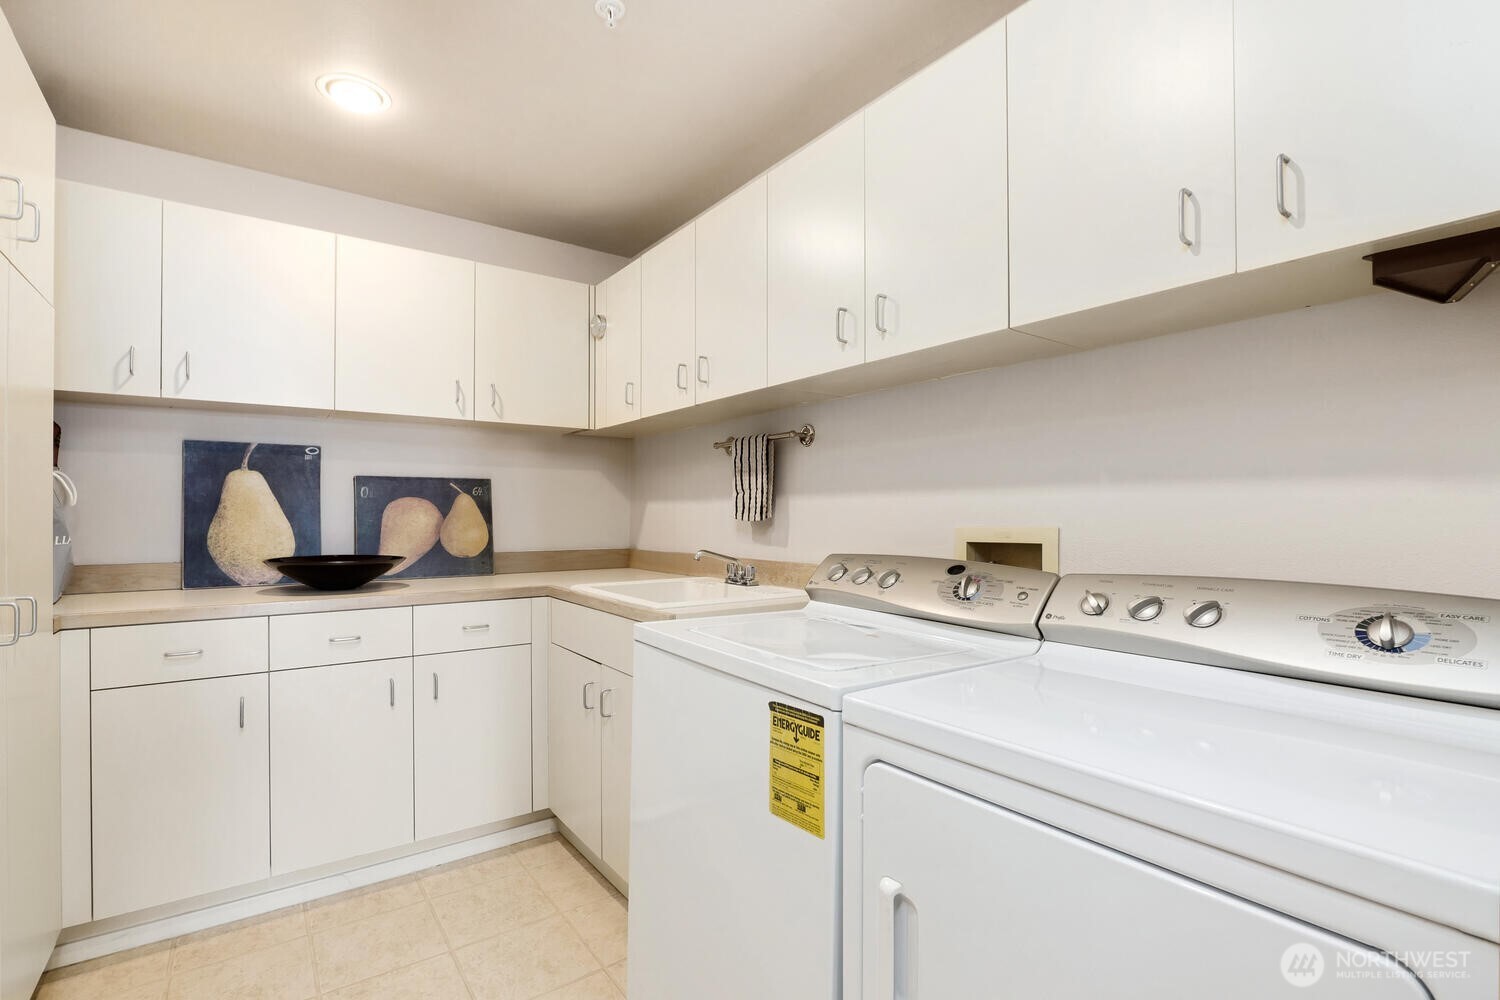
264,555,403,591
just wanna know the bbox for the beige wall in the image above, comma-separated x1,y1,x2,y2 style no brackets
632,281,1500,598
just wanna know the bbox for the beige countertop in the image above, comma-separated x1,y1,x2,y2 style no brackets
52,567,799,631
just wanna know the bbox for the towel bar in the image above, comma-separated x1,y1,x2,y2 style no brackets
712,423,815,454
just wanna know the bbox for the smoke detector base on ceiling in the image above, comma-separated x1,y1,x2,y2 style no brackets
595,0,625,28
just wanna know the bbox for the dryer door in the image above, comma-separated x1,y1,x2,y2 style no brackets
858,763,1432,999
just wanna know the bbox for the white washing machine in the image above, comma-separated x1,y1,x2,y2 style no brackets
627,554,1060,1000
842,574,1500,998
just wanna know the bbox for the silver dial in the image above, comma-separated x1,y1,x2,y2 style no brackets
1080,591,1109,616
1366,612,1415,651
1128,596,1164,621
954,574,984,601
878,570,901,590
850,567,874,585
826,562,848,582
1185,600,1223,628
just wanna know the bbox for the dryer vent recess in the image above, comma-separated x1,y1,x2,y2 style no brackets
955,527,1059,574
1364,226,1500,304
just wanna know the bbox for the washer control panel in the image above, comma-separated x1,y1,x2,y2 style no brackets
1042,575,1500,708
807,554,1059,638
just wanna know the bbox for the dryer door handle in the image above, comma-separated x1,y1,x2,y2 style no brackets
876,876,906,998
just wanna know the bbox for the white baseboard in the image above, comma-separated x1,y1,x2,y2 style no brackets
48,818,557,971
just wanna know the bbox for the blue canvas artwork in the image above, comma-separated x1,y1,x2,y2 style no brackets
353,476,494,579
182,441,322,589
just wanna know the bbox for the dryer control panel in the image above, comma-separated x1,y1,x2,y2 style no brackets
1041,574,1500,709
807,554,1058,638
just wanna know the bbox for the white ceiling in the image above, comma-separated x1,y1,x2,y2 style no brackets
3,0,1022,256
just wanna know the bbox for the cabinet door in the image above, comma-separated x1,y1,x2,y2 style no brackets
694,176,768,402
55,182,163,396
336,237,475,420
1008,0,1234,327
768,115,864,385
91,675,270,919
599,665,633,882
1235,0,1500,271
162,202,335,408
475,264,588,429
271,659,414,875
0,13,55,303
600,260,641,427
640,225,696,418
865,20,1008,360
547,644,602,855
414,647,532,841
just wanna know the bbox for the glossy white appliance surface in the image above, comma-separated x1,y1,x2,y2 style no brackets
570,576,806,614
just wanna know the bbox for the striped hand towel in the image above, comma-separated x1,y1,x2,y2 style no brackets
732,434,774,522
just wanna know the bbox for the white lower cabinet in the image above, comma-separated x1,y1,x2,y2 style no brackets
91,674,270,919
598,667,632,879
414,646,532,840
270,659,414,876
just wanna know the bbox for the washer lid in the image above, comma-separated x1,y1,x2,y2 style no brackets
690,615,972,671
845,642,1500,944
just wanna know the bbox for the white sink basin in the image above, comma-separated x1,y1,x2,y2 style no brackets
573,577,806,612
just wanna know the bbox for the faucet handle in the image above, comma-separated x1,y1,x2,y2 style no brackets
742,565,757,586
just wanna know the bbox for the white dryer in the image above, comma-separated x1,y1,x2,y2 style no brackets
842,574,1500,998
627,554,1059,1000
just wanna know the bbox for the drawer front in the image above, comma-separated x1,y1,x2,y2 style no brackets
91,617,268,690
270,607,412,670
414,600,531,655
551,600,634,673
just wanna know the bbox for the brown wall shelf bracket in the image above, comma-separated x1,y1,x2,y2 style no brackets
1365,227,1500,304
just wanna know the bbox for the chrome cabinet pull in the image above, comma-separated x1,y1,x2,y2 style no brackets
433,672,439,700
461,623,490,632
874,294,889,335
1275,153,1293,219
239,696,245,729
17,201,40,243
590,314,607,340
0,602,19,648
15,597,37,638
624,382,635,407
676,363,688,391
0,175,22,221
835,307,851,345
582,681,596,710
127,345,136,378
454,379,465,413
163,648,204,659
1178,188,1194,247
490,383,501,415
696,355,710,385
328,635,361,644
600,688,615,718
183,352,192,384
389,677,395,707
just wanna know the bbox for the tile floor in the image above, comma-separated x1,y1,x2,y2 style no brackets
36,834,628,1000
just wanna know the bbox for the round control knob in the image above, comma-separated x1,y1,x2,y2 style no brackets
1366,612,1415,651
1080,591,1110,616
954,574,984,601
826,562,848,582
1185,600,1223,628
850,567,874,586
877,570,901,590
1128,596,1164,621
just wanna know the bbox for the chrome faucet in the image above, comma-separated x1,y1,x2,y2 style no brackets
694,549,758,587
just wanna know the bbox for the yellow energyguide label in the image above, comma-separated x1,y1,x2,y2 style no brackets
769,701,825,839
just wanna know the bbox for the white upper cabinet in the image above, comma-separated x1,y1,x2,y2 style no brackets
640,224,696,418
336,237,475,421
600,259,642,427
865,20,1009,360
1008,0,1235,328
55,182,162,397
768,115,865,385
694,176,768,403
0,10,54,304
475,264,588,429
1235,0,1500,271
162,203,335,409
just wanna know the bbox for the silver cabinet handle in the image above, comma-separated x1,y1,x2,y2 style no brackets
835,307,851,345
432,672,439,700
696,355,710,385
874,294,889,335
0,175,22,221
389,677,395,707
16,596,37,638
0,601,19,648
127,345,136,378
454,379,464,413
600,687,615,719
183,351,192,384
490,383,501,416
590,314,607,340
461,623,490,632
624,381,634,406
1178,188,1194,247
239,696,245,729
676,363,688,391
328,635,361,644
163,648,204,659
17,201,40,243
1275,153,1293,219
582,681,596,710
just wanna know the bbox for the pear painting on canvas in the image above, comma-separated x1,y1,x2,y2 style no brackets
354,476,494,579
183,441,322,589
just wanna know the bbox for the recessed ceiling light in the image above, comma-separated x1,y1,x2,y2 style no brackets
316,73,391,114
